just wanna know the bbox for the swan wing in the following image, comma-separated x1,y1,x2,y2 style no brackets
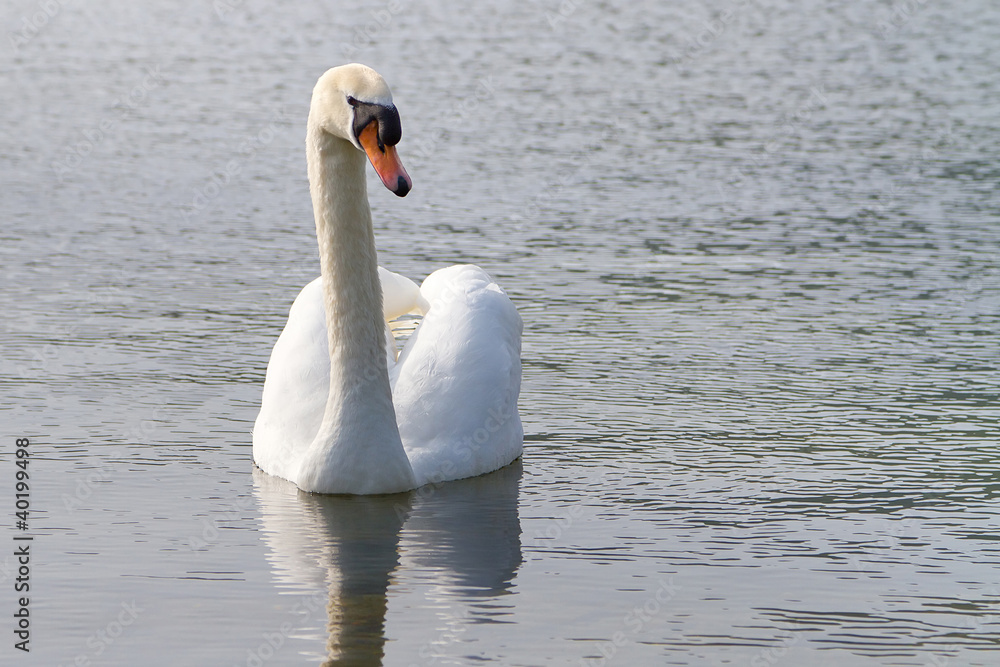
390,265,523,486
378,266,428,319
252,278,330,483
378,266,427,365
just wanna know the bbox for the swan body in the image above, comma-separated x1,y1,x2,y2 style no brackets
252,64,522,494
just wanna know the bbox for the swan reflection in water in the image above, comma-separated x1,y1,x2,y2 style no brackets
252,461,522,666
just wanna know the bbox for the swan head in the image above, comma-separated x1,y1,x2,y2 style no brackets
310,64,411,197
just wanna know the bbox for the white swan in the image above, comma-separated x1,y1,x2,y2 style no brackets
252,64,522,495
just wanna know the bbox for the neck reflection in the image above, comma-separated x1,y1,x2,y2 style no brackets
252,461,522,666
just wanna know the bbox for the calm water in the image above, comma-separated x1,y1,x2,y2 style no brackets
2,0,999,665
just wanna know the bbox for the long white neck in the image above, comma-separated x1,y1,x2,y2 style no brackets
295,116,415,494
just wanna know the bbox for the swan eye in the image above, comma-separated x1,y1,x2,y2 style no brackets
347,96,360,107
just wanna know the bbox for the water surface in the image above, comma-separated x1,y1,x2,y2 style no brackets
2,0,999,665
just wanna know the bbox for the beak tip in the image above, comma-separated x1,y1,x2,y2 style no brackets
393,175,411,197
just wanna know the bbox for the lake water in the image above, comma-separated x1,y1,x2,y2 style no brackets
2,0,999,665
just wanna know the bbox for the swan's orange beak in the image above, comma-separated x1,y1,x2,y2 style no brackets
359,121,411,197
